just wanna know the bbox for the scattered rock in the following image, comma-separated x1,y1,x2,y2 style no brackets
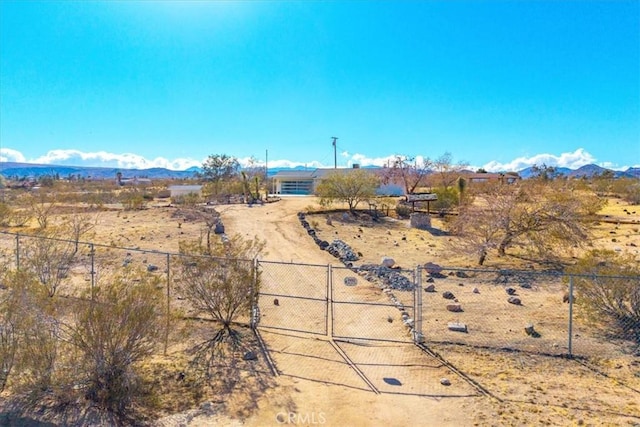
448,322,467,332
442,291,455,300
273,298,279,306
525,324,540,337
455,271,469,278
381,257,395,268
424,262,443,275
242,351,258,361
440,378,451,386
472,287,480,294
214,222,225,234
358,264,414,291
506,287,517,295
508,296,522,305
424,284,436,292
446,303,463,312
562,292,576,303
146,264,159,272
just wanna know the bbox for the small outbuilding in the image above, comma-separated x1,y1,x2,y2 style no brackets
168,185,203,198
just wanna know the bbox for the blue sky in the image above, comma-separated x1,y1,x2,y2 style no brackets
1,0,638,171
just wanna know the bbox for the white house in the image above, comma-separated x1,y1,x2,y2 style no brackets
272,167,403,196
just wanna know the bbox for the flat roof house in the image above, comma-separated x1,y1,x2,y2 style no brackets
272,167,404,196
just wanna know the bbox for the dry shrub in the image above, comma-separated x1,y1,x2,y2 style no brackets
569,250,640,345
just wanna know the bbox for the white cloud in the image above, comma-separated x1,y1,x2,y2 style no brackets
26,149,203,170
1,147,635,173
0,148,26,163
482,148,600,172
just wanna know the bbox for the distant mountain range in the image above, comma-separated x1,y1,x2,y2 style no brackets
518,164,640,179
0,161,638,180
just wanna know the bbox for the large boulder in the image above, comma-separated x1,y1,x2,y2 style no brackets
381,256,395,268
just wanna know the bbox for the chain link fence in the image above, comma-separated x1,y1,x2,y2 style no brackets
1,230,638,360
255,260,329,335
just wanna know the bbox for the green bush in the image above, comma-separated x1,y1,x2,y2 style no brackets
395,203,412,218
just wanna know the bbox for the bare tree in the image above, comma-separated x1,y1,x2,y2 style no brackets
63,211,99,255
27,191,57,229
431,152,468,190
383,155,433,194
452,181,604,265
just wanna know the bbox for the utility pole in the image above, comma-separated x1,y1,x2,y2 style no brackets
331,137,338,169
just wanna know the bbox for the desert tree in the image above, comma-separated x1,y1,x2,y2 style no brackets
568,250,640,343
27,190,57,229
315,169,380,213
177,234,264,375
58,268,165,415
610,177,640,204
62,210,100,255
383,155,433,194
201,154,240,197
529,163,563,181
451,180,605,265
22,230,77,297
430,152,469,190
198,207,222,254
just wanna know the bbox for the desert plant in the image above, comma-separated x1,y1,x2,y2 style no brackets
315,169,379,213
62,211,99,255
395,203,412,218
452,180,603,265
120,190,146,210
177,235,264,375
59,269,165,415
0,269,58,395
568,250,640,343
22,231,76,297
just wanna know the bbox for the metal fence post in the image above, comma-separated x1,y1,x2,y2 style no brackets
415,267,423,344
327,264,333,338
251,257,259,329
15,233,20,270
165,252,171,355
90,243,95,300
568,275,574,357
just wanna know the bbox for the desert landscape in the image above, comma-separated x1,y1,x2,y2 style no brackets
1,193,638,426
